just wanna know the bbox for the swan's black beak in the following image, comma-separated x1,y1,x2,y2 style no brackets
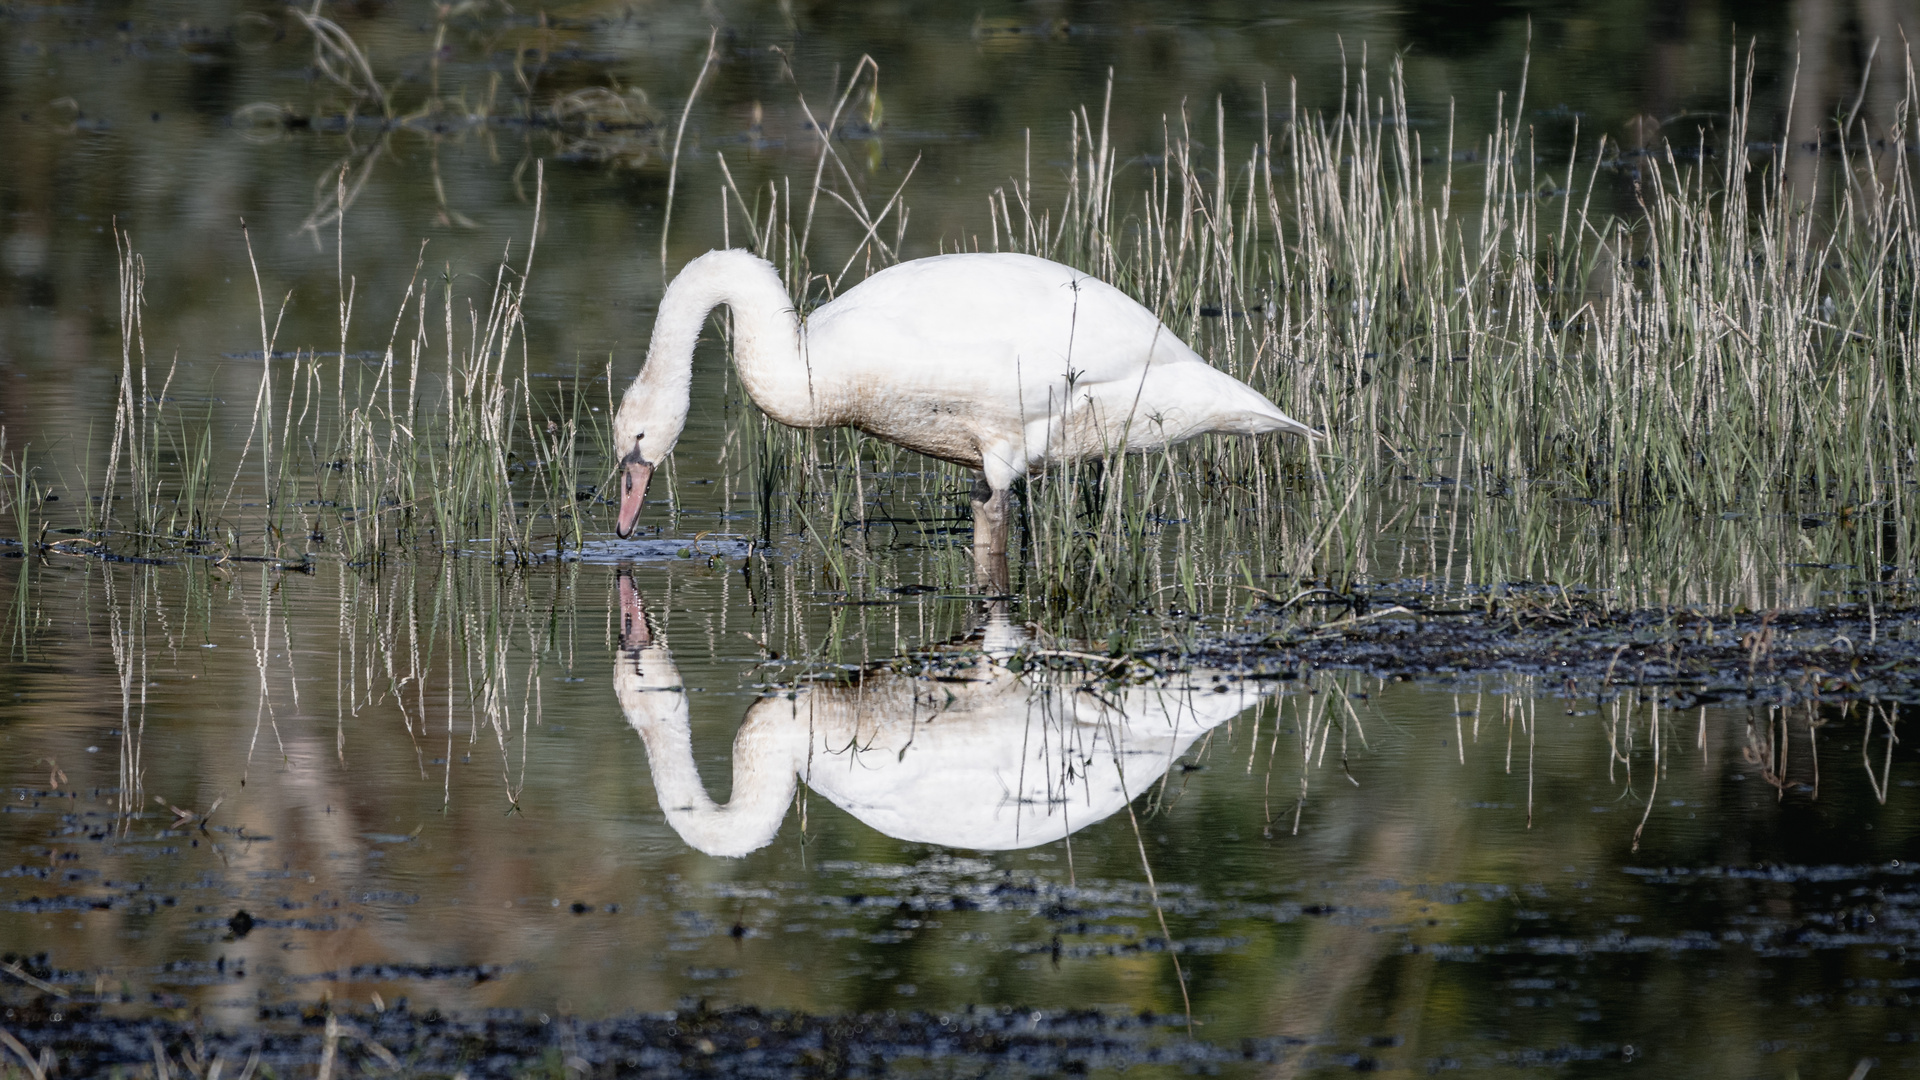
617,572,650,653
615,449,654,539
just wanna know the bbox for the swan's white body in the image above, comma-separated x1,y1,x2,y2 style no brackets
613,584,1269,857
613,250,1314,538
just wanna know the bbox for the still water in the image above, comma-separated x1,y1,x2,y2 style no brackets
4,556,1918,1075
3,0,1920,1076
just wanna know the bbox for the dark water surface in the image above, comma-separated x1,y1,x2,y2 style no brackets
4,1,1920,1076
2,558,1917,1076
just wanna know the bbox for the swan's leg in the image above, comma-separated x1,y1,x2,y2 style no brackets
971,478,1010,592
970,477,999,557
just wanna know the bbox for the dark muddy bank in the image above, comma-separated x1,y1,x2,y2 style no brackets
1183,597,1920,707
0,995,1246,1079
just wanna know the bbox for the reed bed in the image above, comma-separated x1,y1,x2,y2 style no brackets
17,51,1915,635
716,53,1917,625
62,166,608,569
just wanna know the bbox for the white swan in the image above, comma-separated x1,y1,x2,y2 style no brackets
612,250,1317,567
613,576,1271,857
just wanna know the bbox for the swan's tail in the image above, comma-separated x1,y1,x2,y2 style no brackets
1170,360,1324,442
1263,406,1324,441
1246,397,1325,442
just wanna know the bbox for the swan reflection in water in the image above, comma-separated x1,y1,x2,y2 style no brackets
614,576,1273,857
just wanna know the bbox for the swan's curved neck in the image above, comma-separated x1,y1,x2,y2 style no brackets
617,644,803,858
621,250,815,457
632,714,802,859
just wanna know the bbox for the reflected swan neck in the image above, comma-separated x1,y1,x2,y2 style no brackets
619,645,801,858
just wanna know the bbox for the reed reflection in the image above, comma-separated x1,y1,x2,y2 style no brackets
613,575,1271,857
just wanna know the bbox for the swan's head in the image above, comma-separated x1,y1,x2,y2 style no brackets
614,439,655,539
612,394,682,539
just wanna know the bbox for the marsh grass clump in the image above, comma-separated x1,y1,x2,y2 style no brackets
727,52,1919,625
91,168,605,567
62,49,1920,631
0,436,44,554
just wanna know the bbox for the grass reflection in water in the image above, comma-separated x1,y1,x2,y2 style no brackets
0,554,1913,1076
